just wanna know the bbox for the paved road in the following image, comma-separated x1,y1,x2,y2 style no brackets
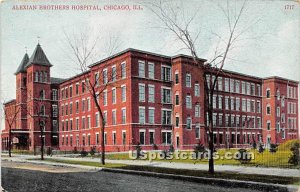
1,161,263,192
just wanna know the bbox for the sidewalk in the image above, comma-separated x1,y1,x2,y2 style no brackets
2,154,300,177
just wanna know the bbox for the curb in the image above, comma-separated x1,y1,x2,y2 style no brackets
2,158,102,171
101,168,299,192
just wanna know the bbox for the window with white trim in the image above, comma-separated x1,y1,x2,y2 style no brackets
186,95,192,109
161,66,171,81
162,109,172,125
148,62,154,79
148,108,155,124
121,85,126,102
139,84,145,102
138,60,145,77
194,84,200,96
139,107,145,124
148,85,155,103
122,108,126,124
185,73,191,87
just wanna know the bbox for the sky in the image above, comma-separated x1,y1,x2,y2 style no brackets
0,0,299,128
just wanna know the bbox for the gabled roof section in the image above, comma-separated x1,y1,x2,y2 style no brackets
50,77,66,84
14,53,29,75
25,43,52,68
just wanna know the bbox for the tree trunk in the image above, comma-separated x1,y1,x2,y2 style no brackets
208,129,214,174
100,120,105,165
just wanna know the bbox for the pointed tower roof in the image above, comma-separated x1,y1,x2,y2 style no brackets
14,53,29,75
25,43,52,68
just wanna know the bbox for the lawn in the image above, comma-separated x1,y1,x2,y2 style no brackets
104,139,300,168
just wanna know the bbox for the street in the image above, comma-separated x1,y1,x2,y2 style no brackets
1,161,262,192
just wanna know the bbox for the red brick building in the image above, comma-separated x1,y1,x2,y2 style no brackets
1,44,299,152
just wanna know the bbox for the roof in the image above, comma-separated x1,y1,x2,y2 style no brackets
50,77,66,84
263,76,299,84
14,53,29,75
25,43,52,68
88,48,173,68
3,99,16,105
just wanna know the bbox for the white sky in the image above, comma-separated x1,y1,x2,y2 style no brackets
0,0,300,130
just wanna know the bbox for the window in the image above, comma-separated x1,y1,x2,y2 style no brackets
242,99,246,112
81,81,85,93
230,97,235,110
139,84,145,102
257,101,261,113
224,78,229,92
195,104,200,117
162,131,172,145
266,105,271,115
257,85,261,96
148,85,155,103
82,99,85,112
218,77,223,91
65,120,68,131
112,66,116,82
40,90,45,99
241,81,246,94
218,114,223,127
235,80,240,93
175,94,179,105
148,108,155,124
195,125,200,139
161,88,171,104
281,113,285,123
266,89,270,98
225,96,229,110
247,99,251,112
282,128,285,139
175,72,179,84
230,79,234,92
39,71,43,82
139,107,145,124
122,108,126,124
267,121,271,130
218,96,223,109
185,73,191,87
95,72,100,86
162,109,172,125
82,117,86,129
112,110,116,125
137,130,145,145
138,60,145,77
112,88,116,104
113,132,116,145
236,98,240,111
52,105,58,117
175,115,180,127
87,116,91,129
103,90,107,106
149,131,155,145
76,118,79,130
95,112,99,127
246,82,250,95
75,83,79,95
194,84,200,96
148,62,154,79
52,120,58,132
122,131,126,145
35,71,39,82
276,106,280,117
251,100,255,112
40,105,45,116
213,95,217,109
161,66,171,81
104,132,107,145
103,69,108,84
186,117,192,129
186,95,192,109
276,121,280,133
103,111,107,124
52,89,58,100
70,119,73,130
281,96,285,107
121,85,126,102
121,62,126,79
96,133,99,145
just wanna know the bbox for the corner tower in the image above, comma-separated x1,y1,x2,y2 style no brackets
25,43,53,150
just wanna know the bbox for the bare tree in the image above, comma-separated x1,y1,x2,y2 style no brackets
145,0,258,173
64,29,123,165
2,100,20,157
